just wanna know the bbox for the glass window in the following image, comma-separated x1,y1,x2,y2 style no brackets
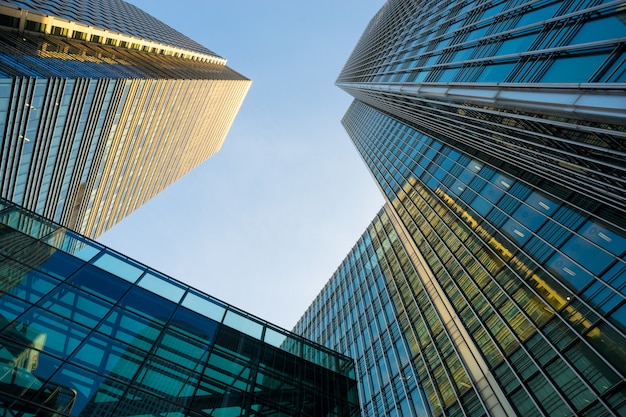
181,291,226,323
527,374,570,416
4,305,90,358
604,262,626,295
578,220,626,257
470,195,492,216
97,307,161,351
582,281,622,315
39,283,111,328
137,271,186,303
223,310,264,340
0,261,60,304
119,285,176,323
481,182,505,204
48,362,104,415
571,12,626,45
67,265,131,303
502,218,532,245
546,253,594,291
71,333,143,381
545,357,595,411
509,387,541,416
477,61,516,82
560,235,613,275
30,248,83,280
0,293,29,325
169,305,218,344
91,251,144,283
541,52,610,83
498,33,536,56
609,303,626,332
564,341,621,395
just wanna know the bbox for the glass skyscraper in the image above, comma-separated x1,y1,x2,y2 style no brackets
295,1,626,416
0,197,360,416
0,0,250,238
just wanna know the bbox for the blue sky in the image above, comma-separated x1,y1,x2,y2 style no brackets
99,0,385,330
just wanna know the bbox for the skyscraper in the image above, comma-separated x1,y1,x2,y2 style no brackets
0,0,250,238
0,197,360,416
295,1,626,416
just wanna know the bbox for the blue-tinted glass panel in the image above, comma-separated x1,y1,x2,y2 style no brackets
223,310,264,340
546,253,594,291
91,251,144,283
119,285,176,323
571,12,626,45
137,271,186,303
181,291,226,323
541,52,610,83
39,283,111,328
578,221,626,257
32,249,83,279
560,235,613,275
67,264,131,303
97,307,162,351
170,305,219,344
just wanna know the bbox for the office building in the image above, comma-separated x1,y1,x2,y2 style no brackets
295,1,626,416
0,0,250,238
0,197,360,417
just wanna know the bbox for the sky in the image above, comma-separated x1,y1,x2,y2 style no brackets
98,0,386,331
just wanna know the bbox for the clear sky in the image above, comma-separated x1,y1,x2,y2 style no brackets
98,0,386,330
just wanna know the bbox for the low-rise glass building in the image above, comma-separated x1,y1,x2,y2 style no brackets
0,198,360,417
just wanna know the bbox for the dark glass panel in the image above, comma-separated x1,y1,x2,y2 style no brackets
170,305,219,345
35,250,84,280
67,264,131,303
564,341,620,395
545,357,595,411
527,374,571,416
118,285,176,324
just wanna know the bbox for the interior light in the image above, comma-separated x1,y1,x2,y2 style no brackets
562,267,576,277
538,201,550,210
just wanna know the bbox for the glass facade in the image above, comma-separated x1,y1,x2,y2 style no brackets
295,207,494,417
296,1,625,416
0,197,360,417
0,1,251,238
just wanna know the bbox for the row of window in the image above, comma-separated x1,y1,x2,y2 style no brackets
343,101,625,416
295,207,490,417
339,0,626,84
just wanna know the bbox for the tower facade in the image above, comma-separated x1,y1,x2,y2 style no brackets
0,0,250,237
0,197,360,417
295,1,626,416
